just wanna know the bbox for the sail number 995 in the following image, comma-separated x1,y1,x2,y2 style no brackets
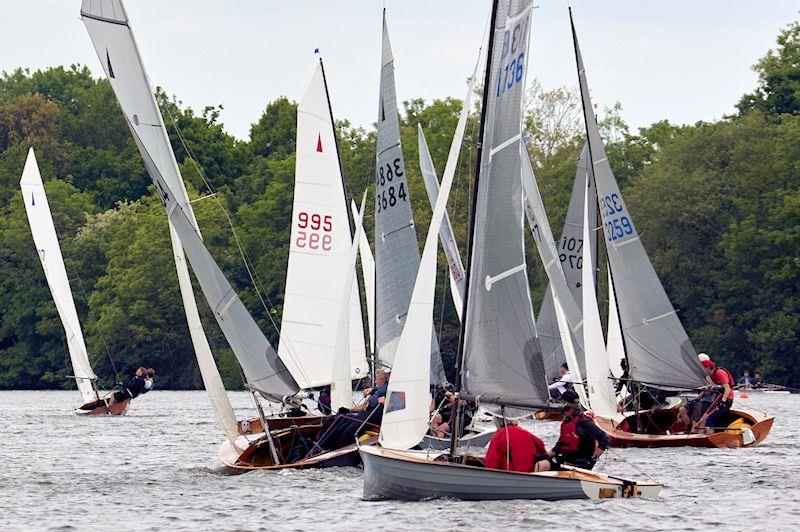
376,157,408,213
296,211,332,251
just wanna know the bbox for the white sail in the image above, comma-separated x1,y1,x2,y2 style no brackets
606,267,625,386
81,0,260,424
20,148,98,405
581,179,616,418
169,223,238,441
351,200,375,355
520,148,587,398
278,64,368,389
380,106,464,451
331,195,368,410
553,293,587,407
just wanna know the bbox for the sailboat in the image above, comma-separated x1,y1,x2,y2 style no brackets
20,148,127,416
359,0,660,501
81,0,373,469
568,8,773,448
374,10,446,385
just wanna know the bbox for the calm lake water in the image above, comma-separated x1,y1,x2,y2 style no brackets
0,390,797,531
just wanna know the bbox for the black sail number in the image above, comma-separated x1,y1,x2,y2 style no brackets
376,157,407,213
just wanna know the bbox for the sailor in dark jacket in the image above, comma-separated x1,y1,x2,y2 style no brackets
107,367,147,407
549,390,610,470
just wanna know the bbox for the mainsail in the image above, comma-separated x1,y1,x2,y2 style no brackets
278,63,368,389
81,0,299,402
460,0,548,408
20,148,98,405
374,12,443,383
570,9,707,389
536,143,596,381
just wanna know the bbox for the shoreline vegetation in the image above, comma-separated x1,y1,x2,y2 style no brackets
1,21,798,391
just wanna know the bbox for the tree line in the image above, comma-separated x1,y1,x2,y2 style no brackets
0,21,797,390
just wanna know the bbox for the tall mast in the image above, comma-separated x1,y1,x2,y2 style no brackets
449,0,500,456
318,55,371,377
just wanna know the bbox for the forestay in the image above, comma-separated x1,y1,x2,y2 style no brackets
461,0,548,408
606,267,625,384
20,148,98,405
278,64,368,389
536,143,596,382
82,0,299,401
374,13,444,384
571,10,707,389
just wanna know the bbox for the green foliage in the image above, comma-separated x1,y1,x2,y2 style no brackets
738,21,800,116
2,17,800,392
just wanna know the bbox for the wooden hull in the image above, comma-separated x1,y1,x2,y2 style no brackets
596,407,774,448
74,398,130,416
534,409,564,421
219,414,376,470
359,445,661,501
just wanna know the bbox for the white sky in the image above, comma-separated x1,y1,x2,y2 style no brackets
1,1,798,140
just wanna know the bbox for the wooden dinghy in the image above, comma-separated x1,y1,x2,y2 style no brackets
219,414,377,470
595,407,774,449
360,445,661,501
74,395,130,416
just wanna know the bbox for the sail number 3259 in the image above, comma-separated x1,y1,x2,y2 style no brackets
296,211,332,251
376,157,408,213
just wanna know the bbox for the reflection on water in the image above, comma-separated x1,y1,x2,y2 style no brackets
0,390,797,530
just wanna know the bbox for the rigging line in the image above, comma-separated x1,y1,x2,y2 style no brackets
59,238,118,378
160,98,321,390
159,97,287,342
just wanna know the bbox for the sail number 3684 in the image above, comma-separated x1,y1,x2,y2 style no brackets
296,211,332,251
376,157,408,213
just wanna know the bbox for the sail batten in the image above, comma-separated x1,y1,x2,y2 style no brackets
20,148,98,405
570,9,707,389
461,0,548,408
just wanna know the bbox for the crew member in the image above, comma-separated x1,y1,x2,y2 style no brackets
549,390,609,470
143,368,156,394
107,367,146,407
548,363,573,400
484,417,548,473
737,370,753,389
693,359,735,434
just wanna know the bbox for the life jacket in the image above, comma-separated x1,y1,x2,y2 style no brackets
716,368,735,400
142,379,154,394
559,411,596,456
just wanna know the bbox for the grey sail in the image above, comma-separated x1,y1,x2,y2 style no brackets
81,0,298,400
375,13,444,384
461,0,548,408
536,143,596,381
571,11,706,389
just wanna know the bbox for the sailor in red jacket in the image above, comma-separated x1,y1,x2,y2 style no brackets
484,416,549,473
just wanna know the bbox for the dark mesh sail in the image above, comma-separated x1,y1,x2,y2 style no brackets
462,0,548,407
537,143,596,381
375,14,444,385
572,15,706,389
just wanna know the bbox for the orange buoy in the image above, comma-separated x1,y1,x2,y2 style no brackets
740,391,749,399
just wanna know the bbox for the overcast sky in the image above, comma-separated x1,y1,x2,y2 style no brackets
1,1,798,140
